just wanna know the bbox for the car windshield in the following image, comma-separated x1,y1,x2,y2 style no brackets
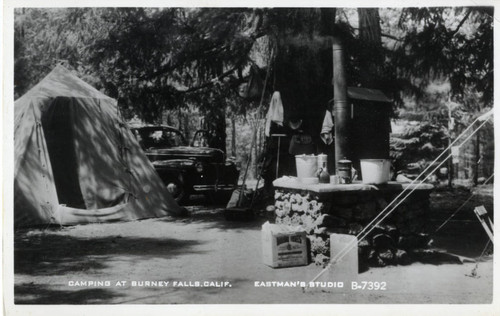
134,127,185,149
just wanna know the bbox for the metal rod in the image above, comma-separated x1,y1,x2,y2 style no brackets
276,136,281,179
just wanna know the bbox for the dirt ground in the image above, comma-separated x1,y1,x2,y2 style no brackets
13,185,494,304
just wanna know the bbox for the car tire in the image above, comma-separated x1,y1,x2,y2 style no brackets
205,190,233,206
163,173,190,204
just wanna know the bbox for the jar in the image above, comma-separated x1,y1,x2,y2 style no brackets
337,159,352,184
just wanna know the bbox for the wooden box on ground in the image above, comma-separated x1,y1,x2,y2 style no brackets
329,233,359,282
262,222,308,268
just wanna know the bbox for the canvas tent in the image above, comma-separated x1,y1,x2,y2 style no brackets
14,65,184,226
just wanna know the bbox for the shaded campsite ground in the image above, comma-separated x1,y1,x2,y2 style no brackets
14,185,493,304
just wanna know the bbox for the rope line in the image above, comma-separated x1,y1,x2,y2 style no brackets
309,116,492,285
479,239,492,259
114,99,135,198
239,48,274,195
434,173,494,233
305,112,493,289
467,238,492,278
345,112,493,243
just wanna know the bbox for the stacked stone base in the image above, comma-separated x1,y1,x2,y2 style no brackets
274,188,432,268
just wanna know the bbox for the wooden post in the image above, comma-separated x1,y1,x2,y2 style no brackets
474,206,494,243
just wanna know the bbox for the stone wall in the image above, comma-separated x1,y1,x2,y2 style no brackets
273,187,433,268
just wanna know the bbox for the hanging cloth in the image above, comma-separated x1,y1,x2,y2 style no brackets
320,110,334,145
265,91,284,137
289,132,315,155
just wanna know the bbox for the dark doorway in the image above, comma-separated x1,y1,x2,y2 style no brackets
41,97,86,208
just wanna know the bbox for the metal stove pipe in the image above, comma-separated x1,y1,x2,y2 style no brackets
332,37,350,172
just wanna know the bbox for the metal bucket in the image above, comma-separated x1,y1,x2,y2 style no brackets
360,159,391,184
295,154,318,179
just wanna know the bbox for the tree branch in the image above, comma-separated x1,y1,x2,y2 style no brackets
143,63,242,95
381,33,403,41
352,27,403,42
182,64,240,93
449,9,471,37
138,33,260,82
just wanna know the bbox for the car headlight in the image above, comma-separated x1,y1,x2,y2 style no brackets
195,162,204,173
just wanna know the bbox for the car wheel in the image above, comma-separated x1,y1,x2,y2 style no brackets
164,173,190,204
205,191,233,206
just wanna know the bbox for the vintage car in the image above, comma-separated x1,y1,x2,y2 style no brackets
131,124,239,204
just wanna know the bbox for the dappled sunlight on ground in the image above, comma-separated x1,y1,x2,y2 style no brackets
13,185,493,304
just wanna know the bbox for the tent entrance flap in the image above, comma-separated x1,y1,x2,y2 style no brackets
57,193,131,224
41,98,86,209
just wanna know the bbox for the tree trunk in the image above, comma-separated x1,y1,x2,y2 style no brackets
320,8,336,35
474,131,480,186
272,9,338,140
183,112,190,143
254,121,261,178
448,137,453,188
166,112,172,126
177,108,182,131
204,107,227,154
220,113,227,154
357,8,383,88
231,117,236,157
358,8,382,46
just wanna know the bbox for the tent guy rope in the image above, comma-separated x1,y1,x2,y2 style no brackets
434,173,494,234
303,109,493,291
